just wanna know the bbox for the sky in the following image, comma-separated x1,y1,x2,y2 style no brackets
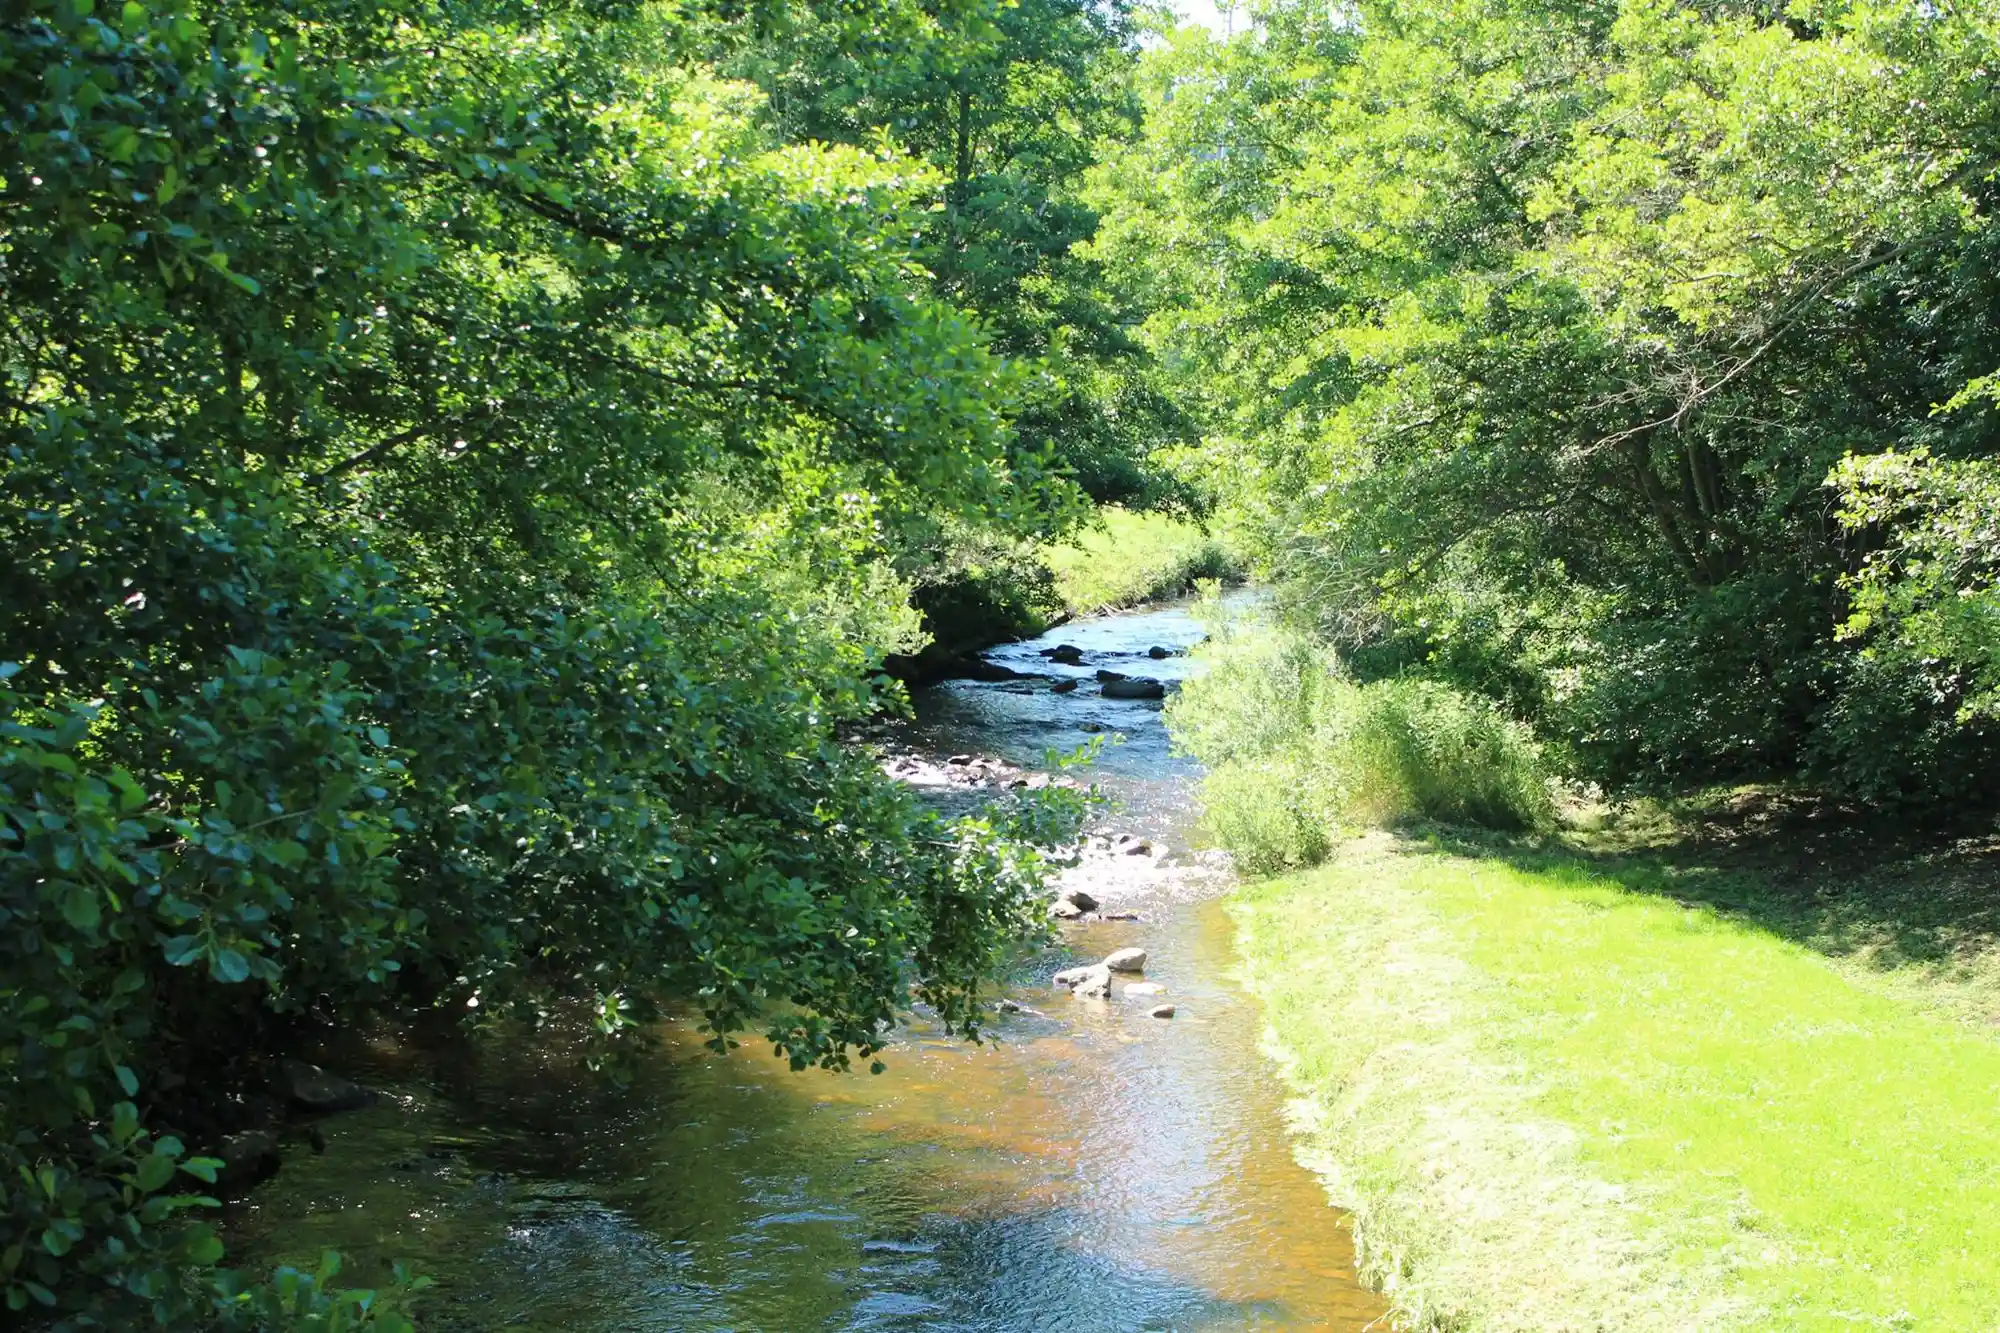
1170,0,1240,36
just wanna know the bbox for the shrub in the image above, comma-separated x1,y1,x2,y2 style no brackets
1325,677,1555,833
1196,757,1337,875
1169,617,1553,868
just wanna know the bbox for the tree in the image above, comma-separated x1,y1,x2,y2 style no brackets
1096,0,2000,803
1,0,1085,1322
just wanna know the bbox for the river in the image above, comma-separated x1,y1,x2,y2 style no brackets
232,598,1385,1331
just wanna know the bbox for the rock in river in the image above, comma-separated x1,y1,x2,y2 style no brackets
1054,963,1114,998
1050,678,1079,694
217,1129,282,1188
1101,678,1166,700
1122,981,1165,998
1102,947,1148,974
277,1060,374,1113
1058,887,1100,913
1043,644,1085,665
1147,645,1171,660
1148,1004,1176,1019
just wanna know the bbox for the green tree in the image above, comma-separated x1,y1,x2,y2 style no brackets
1,0,1086,1323
1097,0,2000,804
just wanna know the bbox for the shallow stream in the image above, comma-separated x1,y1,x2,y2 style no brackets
234,599,1384,1331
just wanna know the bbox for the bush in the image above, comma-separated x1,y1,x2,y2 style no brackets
1196,757,1336,875
1169,616,1553,868
1328,677,1555,833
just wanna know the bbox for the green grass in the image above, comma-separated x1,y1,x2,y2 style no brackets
1232,833,2000,1331
1041,507,1240,616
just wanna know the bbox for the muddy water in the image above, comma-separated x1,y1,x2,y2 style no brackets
233,599,1384,1331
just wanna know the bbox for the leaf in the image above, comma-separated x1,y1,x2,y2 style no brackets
61,885,101,931
115,1063,139,1096
210,949,251,984
266,840,307,868
134,1152,176,1193
109,768,147,812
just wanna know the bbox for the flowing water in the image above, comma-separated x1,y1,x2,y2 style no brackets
233,598,1385,1331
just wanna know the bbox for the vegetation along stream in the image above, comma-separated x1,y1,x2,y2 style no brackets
230,598,1387,1332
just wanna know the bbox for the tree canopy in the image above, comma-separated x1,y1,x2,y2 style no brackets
2,0,1096,1323
1094,0,2000,803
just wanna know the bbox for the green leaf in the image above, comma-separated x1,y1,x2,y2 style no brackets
61,885,101,931
134,1153,176,1193
211,949,251,984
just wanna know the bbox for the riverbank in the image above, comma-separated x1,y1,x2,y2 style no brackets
1231,817,2000,1331
1042,508,1242,618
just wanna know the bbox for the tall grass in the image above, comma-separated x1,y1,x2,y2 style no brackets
1041,507,1241,616
1167,612,1551,869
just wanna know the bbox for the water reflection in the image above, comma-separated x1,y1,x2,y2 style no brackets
232,595,1382,1331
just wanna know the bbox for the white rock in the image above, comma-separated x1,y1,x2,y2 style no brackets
1102,947,1148,974
1059,963,1113,999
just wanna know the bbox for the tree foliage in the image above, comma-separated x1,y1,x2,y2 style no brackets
1098,0,2000,805
2,0,1089,1323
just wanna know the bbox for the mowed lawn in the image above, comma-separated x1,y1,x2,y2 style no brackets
1232,836,2000,1331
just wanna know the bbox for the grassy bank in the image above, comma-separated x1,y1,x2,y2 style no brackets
1041,507,1240,616
1232,827,2000,1331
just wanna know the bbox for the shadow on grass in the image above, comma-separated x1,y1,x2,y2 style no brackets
1414,792,2000,1010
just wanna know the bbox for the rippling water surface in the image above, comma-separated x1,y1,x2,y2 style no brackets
234,596,1384,1331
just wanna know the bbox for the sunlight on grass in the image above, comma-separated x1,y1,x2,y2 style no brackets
1041,507,1240,616
1233,836,2000,1331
